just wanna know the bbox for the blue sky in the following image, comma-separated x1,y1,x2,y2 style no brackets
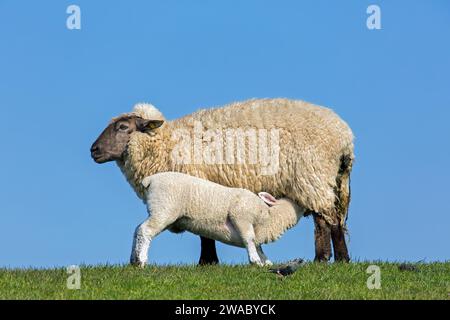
1,1,449,268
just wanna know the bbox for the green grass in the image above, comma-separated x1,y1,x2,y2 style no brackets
0,262,449,300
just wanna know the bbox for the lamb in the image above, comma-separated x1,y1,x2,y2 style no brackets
130,172,305,267
91,98,354,263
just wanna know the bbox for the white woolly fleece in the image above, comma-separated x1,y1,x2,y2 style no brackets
131,172,305,266
131,103,165,121
118,98,354,228
143,172,304,246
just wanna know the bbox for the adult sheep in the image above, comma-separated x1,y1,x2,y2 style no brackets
90,98,354,263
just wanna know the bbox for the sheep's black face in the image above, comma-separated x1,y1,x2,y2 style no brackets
90,115,164,163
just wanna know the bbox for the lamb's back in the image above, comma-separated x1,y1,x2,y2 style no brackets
146,172,256,218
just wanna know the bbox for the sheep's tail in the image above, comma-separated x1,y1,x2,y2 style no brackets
335,153,353,232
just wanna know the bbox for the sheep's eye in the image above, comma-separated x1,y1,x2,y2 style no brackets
118,124,129,131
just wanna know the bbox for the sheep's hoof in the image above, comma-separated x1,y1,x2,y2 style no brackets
198,258,219,266
314,255,331,263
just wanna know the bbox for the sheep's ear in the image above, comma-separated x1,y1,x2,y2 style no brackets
141,176,152,188
258,192,277,206
136,118,164,132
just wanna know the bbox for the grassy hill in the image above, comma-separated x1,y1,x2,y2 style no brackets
0,262,449,299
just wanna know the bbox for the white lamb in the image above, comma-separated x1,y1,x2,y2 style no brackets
130,172,305,267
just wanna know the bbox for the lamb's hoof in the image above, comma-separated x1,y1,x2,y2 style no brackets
130,256,146,268
264,260,273,266
130,261,146,268
251,260,265,267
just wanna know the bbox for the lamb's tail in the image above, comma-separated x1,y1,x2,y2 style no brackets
335,153,353,231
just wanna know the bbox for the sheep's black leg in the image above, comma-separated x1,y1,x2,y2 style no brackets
331,225,350,262
198,236,219,265
313,213,332,262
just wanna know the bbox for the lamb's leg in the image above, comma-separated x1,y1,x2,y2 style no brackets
130,217,170,268
245,237,263,266
198,236,219,265
313,213,332,262
231,221,263,266
256,246,273,266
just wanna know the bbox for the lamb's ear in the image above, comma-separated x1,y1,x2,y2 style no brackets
136,118,164,132
258,192,277,206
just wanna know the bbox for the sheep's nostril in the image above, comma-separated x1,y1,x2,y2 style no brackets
90,145,99,153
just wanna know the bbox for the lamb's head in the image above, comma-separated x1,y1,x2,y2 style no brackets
90,103,165,163
259,192,305,220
